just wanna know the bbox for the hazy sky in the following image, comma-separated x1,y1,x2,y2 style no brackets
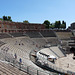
0,0,75,28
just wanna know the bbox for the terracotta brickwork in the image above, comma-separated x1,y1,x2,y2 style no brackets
0,21,45,33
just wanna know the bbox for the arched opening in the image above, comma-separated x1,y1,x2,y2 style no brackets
70,47,75,53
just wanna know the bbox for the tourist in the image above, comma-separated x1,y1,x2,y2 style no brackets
19,58,22,64
14,53,17,59
19,58,22,70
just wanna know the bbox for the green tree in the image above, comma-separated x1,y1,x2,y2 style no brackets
3,16,7,21
43,20,50,29
3,16,12,21
61,21,66,29
62,21,65,24
23,20,29,23
64,22,66,28
60,24,64,29
8,16,12,21
55,21,61,29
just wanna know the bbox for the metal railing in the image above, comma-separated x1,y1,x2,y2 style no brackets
0,50,55,75
36,53,75,75
0,46,75,75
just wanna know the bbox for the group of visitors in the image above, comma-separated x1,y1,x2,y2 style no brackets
14,53,22,69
